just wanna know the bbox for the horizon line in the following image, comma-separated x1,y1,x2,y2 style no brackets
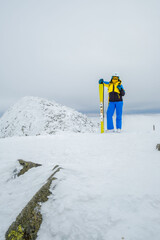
1,108,160,118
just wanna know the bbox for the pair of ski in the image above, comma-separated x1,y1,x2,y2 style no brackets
99,83,104,133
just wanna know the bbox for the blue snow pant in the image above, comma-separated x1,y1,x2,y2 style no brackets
107,101,123,130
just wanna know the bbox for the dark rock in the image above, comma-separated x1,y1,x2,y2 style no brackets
156,144,160,151
5,165,61,240
17,159,42,177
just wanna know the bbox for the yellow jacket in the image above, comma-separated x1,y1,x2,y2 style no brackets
103,80,125,102
104,80,122,94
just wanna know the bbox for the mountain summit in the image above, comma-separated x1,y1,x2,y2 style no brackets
0,96,96,138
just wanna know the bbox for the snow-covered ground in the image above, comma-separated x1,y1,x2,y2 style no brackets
0,114,160,240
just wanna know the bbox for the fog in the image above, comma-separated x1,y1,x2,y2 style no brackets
0,0,160,113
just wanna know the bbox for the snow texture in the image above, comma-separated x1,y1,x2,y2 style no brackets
0,114,160,240
0,96,96,138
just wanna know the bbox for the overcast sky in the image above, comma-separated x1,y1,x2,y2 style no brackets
0,0,160,114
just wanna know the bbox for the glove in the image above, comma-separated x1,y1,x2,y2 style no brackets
99,79,104,84
117,84,123,91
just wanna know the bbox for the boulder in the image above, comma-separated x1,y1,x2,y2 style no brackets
156,144,160,151
17,159,42,177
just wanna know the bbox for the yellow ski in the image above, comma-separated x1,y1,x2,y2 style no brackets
99,83,104,133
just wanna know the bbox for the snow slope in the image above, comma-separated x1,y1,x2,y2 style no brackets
0,114,160,240
0,96,96,138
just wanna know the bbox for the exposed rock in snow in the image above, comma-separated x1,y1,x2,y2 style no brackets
5,165,61,240
0,96,96,138
156,144,160,151
17,159,42,177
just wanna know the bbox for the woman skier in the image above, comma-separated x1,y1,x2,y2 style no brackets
99,74,125,132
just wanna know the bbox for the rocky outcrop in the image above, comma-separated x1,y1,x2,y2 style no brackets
156,144,160,151
5,165,61,240
17,159,42,177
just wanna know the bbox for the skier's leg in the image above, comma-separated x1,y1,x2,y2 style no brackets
107,102,116,130
116,101,123,129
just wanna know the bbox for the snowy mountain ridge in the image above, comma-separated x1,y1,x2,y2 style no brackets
0,96,97,138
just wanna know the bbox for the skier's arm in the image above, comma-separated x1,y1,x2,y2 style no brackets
98,79,109,87
103,81,109,87
121,88,125,96
117,84,125,96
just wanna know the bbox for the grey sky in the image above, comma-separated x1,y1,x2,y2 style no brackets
0,0,160,113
